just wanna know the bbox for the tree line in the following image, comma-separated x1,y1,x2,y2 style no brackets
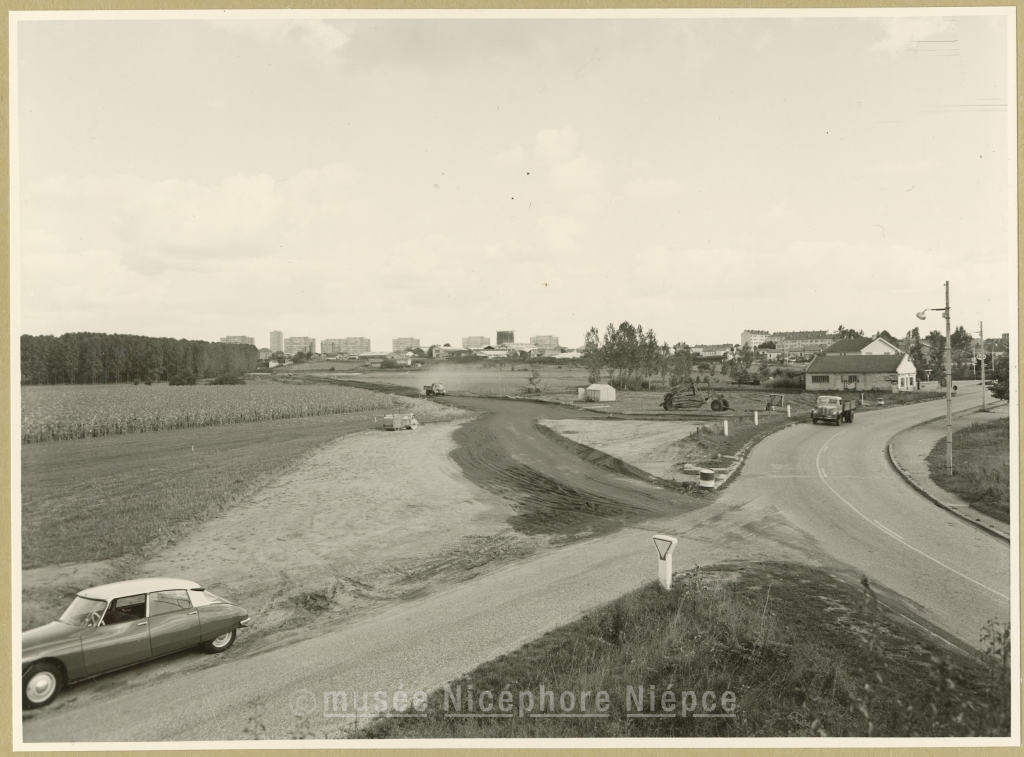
582,322,696,390
20,332,259,385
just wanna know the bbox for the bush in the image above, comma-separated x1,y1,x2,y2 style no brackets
168,372,197,386
211,372,246,385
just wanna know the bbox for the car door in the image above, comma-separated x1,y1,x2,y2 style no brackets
147,589,201,657
80,593,152,675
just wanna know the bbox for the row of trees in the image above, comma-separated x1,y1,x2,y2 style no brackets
582,322,696,390
902,326,980,381
20,332,259,385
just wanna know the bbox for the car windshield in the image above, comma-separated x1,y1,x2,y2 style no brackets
817,397,840,406
58,596,108,627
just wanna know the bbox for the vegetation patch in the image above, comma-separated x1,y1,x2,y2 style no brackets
21,411,386,568
21,382,399,442
926,418,1010,523
360,563,1009,739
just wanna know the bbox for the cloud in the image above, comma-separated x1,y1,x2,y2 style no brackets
535,127,579,162
865,17,956,56
549,154,603,197
536,215,586,255
494,147,524,170
22,164,362,275
207,19,351,61
624,178,684,201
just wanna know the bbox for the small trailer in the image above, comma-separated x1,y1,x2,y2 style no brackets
383,413,417,430
810,395,856,425
423,383,446,397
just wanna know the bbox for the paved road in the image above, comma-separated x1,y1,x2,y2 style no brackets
21,386,1010,743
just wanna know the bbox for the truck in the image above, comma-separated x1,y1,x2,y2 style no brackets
662,381,731,412
423,383,446,397
810,395,856,425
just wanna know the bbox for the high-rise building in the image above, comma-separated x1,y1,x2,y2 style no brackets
392,337,420,353
284,336,316,356
462,336,491,349
220,335,255,345
530,335,559,349
270,331,284,353
322,337,371,356
497,330,515,346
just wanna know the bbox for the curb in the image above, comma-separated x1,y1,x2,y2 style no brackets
886,436,1010,544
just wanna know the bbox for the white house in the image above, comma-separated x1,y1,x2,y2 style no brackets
585,383,616,401
553,350,583,360
805,353,917,392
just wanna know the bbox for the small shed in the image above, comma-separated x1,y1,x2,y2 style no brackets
585,383,616,402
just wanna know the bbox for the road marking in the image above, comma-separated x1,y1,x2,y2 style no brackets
815,431,1008,601
873,519,904,541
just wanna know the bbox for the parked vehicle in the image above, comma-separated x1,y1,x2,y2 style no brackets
22,578,249,709
662,381,730,411
383,413,417,430
423,383,446,397
810,395,857,425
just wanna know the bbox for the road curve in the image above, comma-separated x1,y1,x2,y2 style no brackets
20,387,1011,742
728,384,1009,647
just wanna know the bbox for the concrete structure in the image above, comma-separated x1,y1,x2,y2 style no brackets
392,337,420,353
284,336,316,356
822,337,902,356
805,354,917,392
773,331,837,357
322,337,371,356
269,331,284,353
553,350,583,360
741,330,772,347
497,330,515,346
585,383,617,402
258,348,272,360
433,345,470,359
220,336,255,345
462,336,491,349
530,335,560,350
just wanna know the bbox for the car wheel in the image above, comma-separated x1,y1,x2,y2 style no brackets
202,630,236,654
710,399,723,411
23,662,62,709
847,411,854,424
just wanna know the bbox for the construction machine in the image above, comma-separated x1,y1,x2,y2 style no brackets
662,381,731,412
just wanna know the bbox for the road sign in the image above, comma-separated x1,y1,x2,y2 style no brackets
652,534,678,590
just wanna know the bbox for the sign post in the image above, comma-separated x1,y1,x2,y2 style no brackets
652,534,678,590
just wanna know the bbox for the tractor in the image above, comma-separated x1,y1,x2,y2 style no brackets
662,381,731,411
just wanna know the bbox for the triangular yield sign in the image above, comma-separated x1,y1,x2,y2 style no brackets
653,535,676,560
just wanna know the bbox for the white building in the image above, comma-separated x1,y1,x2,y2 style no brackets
740,330,772,347
805,353,918,392
270,331,284,353
220,335,254,345
392,337,420,353
284,336,316,356
530,335,560,350
462,336,491,349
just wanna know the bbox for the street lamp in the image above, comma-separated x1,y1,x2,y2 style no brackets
916,280,953,476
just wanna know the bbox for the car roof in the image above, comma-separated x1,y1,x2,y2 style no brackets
79,578,201,601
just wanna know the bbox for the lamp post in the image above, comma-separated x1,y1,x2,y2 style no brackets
916,280,953,476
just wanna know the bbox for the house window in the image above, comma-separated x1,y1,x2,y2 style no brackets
811,375,829,384
847,375,858,384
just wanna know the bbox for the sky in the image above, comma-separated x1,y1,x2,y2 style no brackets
13,11,1015,351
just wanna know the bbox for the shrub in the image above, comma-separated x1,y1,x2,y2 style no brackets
211,372,246,385
168,372,197,386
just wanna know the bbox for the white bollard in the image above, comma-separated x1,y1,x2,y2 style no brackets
653,535,678,590
723,419,729,436
699,469,716,490
786,405,791,417
754,411,759,426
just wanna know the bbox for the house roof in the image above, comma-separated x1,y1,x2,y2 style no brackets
806,354,906,373
822,337,874,353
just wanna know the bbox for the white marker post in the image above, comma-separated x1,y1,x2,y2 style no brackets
652,534,678,590
723,420,729,436
786,405,791,417
754,411,759,426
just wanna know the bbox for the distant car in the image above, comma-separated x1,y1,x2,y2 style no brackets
22,578,249,709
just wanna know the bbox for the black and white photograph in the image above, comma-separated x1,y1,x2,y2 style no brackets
11,7,1019,747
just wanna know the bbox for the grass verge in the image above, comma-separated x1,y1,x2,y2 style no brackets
357,563,1009,738
926,418,1010,523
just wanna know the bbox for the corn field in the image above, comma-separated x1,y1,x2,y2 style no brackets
21,382,401,443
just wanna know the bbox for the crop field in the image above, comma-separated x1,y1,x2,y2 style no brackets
20,382,400,443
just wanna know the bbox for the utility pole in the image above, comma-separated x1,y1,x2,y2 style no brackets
944,281,953,475
979,321,986,411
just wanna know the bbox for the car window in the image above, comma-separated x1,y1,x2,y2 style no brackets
103,594,147,624
148,589,192,616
